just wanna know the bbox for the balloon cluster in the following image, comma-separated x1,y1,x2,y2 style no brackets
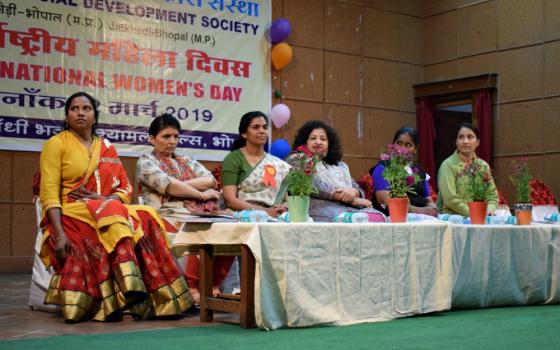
268,19,293,157
270,18,292,70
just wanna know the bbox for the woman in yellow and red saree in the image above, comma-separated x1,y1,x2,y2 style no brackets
39,92,193,323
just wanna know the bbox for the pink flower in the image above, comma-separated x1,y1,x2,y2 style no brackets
380,153,390,161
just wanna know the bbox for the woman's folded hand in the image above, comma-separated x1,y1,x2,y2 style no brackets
200,188,220,201
352,197,372,208
334,188,358,203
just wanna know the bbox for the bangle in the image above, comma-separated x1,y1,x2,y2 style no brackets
198,191,204,201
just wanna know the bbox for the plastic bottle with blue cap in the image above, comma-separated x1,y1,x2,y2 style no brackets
233,209,271,222
335,212,369,223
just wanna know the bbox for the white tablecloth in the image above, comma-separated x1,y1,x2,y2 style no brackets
451,224,560,308
173,222,453,329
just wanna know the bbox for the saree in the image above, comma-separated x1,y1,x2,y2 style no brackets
235,153,290,207
39,132,192,322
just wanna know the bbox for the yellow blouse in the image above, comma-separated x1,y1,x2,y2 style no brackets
40,131,98,212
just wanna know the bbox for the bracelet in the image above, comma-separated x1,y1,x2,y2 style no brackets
198,191,204,201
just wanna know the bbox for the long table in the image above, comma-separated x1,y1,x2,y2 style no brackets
173,222,560,329
173,222,454,330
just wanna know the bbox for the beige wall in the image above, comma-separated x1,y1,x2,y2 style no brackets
422,0,560,206
2,0,559,272
272,0,423,177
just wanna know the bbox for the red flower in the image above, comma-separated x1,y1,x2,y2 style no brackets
295,145,314,157
406,175,415,186
530,179,557,205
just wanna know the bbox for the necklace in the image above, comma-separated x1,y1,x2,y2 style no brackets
241,147,264,167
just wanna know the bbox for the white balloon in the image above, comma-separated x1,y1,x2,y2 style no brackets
271,103,291,128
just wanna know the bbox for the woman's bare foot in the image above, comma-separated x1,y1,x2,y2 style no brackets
189,287,200,304
212,286,221,298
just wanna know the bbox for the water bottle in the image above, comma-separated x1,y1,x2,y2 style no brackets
544,213,559,222
335,212,369,223
438,214,466,224
233,210,270,222
277,212,290,222
486,216,516,225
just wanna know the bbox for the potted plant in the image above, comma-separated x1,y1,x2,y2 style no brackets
380,144,420,223
284,146,321,222
458,159,493,224
509,158,532,225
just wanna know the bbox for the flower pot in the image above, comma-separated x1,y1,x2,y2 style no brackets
468,201,488,225
288,195,310,222
388,197,409,223
513,203,533,225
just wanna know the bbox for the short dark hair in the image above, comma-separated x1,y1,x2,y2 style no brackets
456,122,479,139
292,120,342,165
64,91,100,136
392,126,419,146
231,111,268,150
149,113,181,137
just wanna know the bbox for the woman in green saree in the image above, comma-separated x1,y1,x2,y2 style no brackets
221,111,290,218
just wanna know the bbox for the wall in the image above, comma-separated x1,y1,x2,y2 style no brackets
271,0,423,177
422,0,560,204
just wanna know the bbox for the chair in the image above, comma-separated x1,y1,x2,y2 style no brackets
28,196,57,312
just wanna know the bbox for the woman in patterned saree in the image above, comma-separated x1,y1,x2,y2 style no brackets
289,120,376,222
136,113,228,305
39,92,192,323
221,111,290,217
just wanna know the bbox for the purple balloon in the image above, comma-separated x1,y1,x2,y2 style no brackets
270,18,291,44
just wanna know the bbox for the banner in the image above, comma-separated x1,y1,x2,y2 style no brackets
0,0,271,160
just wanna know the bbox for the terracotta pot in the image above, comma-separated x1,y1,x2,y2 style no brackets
513,203,533,225
388,197,409,223
468,201,488,224
288,195,310,222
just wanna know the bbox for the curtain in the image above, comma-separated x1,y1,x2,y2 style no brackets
475,89,493,165
416,97,437,189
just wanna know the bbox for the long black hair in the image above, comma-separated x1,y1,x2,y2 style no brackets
149,113,181,137
292,120,342,165
231,111,268,150
392,126,419,146
63,91,100,136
